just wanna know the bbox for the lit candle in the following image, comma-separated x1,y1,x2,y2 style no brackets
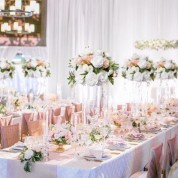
7,25,11,32
30,0,36,12
13,22,18,30
0,0,5,10
30,24,35,32
17,26,22,32
35,3,40,14
25,5,31,16
15,0,22,10
24,23,29,31
10,6,16,16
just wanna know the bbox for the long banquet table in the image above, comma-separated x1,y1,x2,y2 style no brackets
0,124,178,178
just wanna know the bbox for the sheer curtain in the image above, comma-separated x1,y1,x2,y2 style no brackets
47,0,178,103
0,0,178,102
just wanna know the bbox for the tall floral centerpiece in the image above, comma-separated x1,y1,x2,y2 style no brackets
22,58,51,97
122,54,155,115
0,59,15,79
155,59,178,104
0,59,15,97
68,47,119,122
22,59,51,78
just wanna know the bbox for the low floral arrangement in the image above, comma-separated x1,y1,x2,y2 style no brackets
165,98,178,108
50,122,73,145
22,59,51,78
0,59,15,79
19,146,43,172
68,47,119,86
146,103,159,116
111,111,129,127
155,59,178,80
122,54,155,82
13,96,28,111
134,39,178,50
88,122,111,143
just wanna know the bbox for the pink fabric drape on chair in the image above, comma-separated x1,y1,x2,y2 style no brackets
147,143,163,178
1,124,19,148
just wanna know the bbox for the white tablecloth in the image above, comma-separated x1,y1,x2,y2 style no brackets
0,124,178,178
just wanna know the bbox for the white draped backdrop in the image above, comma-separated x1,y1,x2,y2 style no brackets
0,0,178,104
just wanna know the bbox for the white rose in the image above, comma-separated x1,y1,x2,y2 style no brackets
31,61,37,67
31,145,41,152
108,69,114,75
85,72,98,86
97,71,108,85
0,61,7,69
24,149,34,160
133,71,143,82
161,72,169,79
105,53,110,58
138,58,147,69
82,64,89,72
91,55,104,68
165,62,172,69
88,65,93,72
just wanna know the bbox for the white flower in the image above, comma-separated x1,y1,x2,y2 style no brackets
30,61,37,67
85,72,98,86
138,58,147,69
88,65,93,72
108,69,114,75
97,71,108,85
91,55,104,68
161,72,169,79
133,71,143,82
31,145,41,152
165,61,173,69
0,61,7,69
82,64,89,72
24,149,34,160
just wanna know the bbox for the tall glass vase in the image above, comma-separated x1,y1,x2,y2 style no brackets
83,83,109,124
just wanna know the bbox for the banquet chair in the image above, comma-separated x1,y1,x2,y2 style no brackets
165,135,178,178
1,124,19,148
27,120,43,136
130,143,163,178
51,107,61,124
74,103,82,112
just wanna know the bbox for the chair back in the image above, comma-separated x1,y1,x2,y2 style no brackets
164,135,177,177
1,124,19,148
147,143,163,178
21,112,34,136
27,120,43,136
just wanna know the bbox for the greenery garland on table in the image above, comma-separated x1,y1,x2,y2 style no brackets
134,39,178,50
